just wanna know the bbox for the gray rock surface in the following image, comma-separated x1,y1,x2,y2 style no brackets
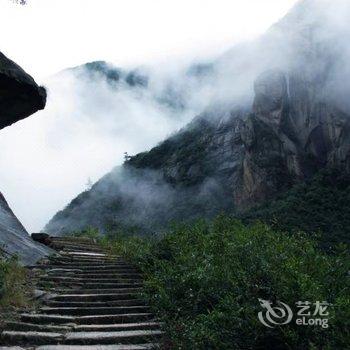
0,192,52,264
0,51,46,129
0,51,51,264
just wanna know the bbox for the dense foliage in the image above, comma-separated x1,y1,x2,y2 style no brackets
101,217,350,350
242,168,350,249
0,255,31,327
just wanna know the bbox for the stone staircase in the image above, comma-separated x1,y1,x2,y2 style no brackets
0,236,163,349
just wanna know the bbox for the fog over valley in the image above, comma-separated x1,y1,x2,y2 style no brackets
0,2,349,349
1,0,350,233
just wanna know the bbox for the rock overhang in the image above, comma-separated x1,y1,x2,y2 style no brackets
0,51,46,130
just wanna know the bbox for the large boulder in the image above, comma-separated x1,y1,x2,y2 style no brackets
0,51,52,264
0,192,51,265
0,51,46,130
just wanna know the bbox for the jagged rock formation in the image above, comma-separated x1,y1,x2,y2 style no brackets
0,51,46,129
0,51,51,264
234,69,350,208
0,236,163,348
45,0,350,235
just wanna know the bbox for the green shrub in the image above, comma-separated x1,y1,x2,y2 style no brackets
104,216,350,349
67,226,100,240
242,168,350,250
0,256,31,325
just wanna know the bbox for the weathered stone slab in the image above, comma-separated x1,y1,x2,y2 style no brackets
36,344,157,350
0,192,53,265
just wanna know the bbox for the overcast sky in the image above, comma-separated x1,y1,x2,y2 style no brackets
1,0,298,80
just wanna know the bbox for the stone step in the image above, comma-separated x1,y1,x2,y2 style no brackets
50,241,100,248
52,246,104,253
56,239,102,249
40,276,142,284
49,258,123,264
0,322,161,334
0,237,162,349
45,300,145,308
0,331,63,346
47,261,128,267
50,240,95,250
31,265,136,271
49,250,117,259
50,292,141,302
45,268,87,274
82,283,142,289
55,254,118,259
20,313,75,325
62,250,105,255
76,313,156,325
50,251,107,256
51,236,94,242
61,248,105,254
36,343,158,349
57,243,103,248
49,261,123,266
34,267,139,275
51,238,98,243
57,255,96,263
21,313,155,325
39,282,143,290
64,268,139,273
4,321,71,333
73,322,160,332
47,272,140,278
64,330,163,345
60,252,110,258
37,268,133,276
48,288,142,295
39,306,150,316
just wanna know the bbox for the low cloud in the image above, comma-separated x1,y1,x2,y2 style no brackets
1,0,350,233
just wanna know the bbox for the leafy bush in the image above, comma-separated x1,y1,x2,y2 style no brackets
0,255,31,327
68,226,100,240
103,217,350,349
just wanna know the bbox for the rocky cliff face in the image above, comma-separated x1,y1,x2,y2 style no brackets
0,51,52,264
45,0,350,235
234,68,350,208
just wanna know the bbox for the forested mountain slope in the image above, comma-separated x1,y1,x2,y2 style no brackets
46,0,350,237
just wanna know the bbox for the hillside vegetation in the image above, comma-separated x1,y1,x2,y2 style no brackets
242,168,350,249
0,254,32,328
95,217,350,350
